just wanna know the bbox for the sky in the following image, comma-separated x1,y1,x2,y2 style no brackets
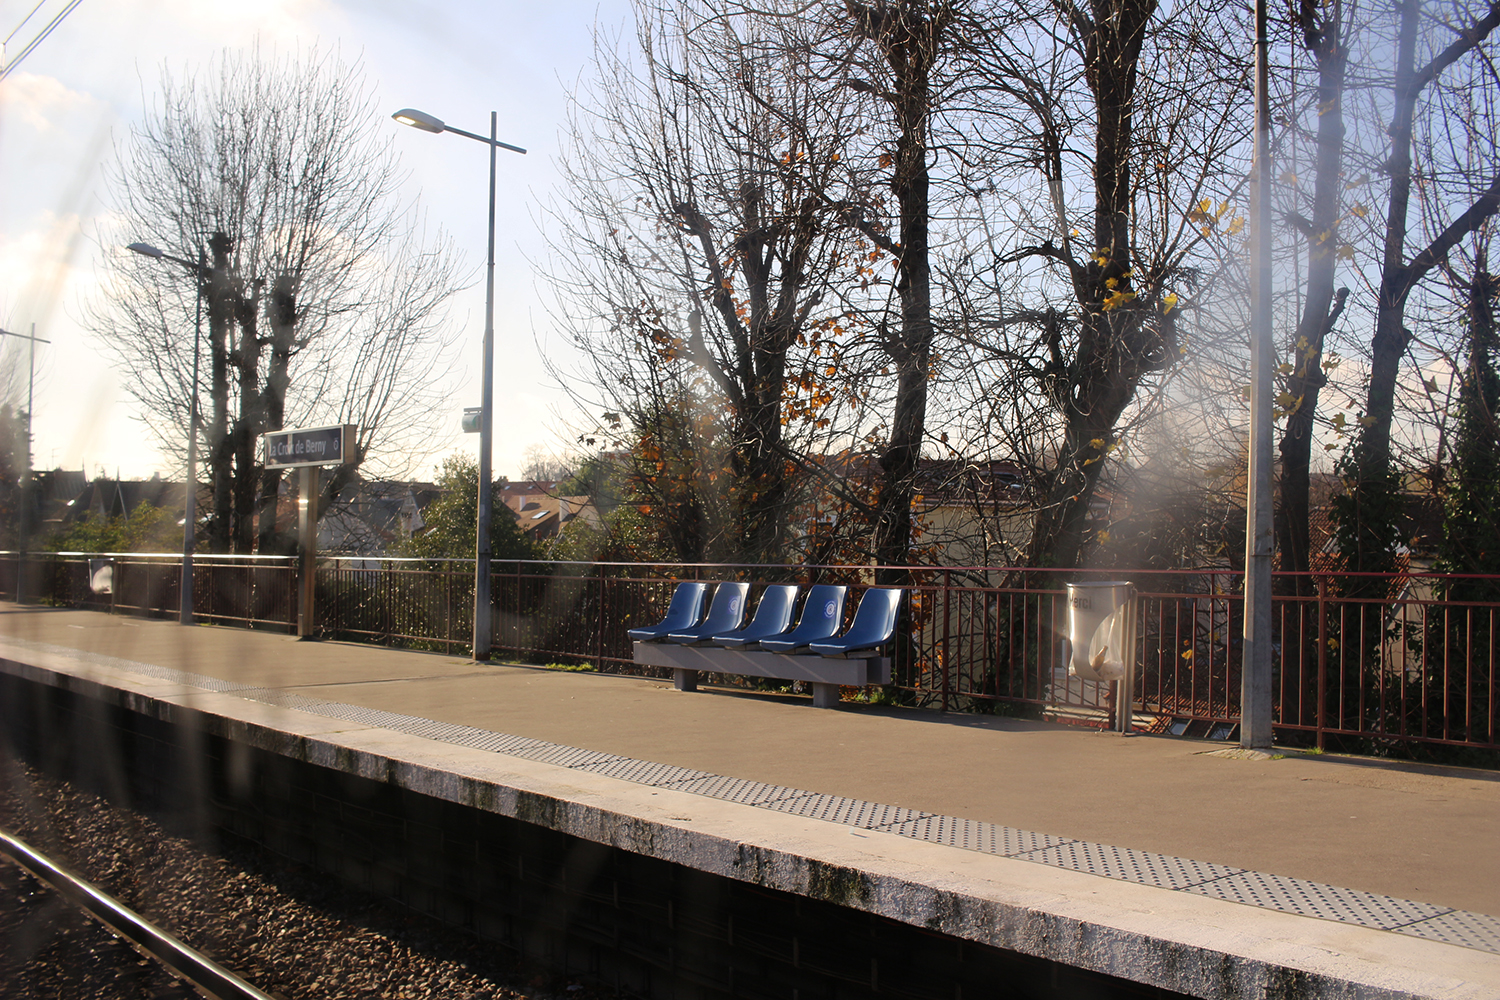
0,0,635,483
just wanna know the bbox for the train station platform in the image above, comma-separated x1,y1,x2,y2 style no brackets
1,605,1496,999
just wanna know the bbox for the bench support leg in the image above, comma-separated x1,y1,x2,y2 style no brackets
811,682,840,708
673,668,698,692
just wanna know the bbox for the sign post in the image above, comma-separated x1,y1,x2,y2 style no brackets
262,424,356,639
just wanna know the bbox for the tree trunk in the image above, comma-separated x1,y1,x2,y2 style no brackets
256,272,298,554
205,232,235,554
846,0,944,583
1275,1,1349,594
231,284,262,554
1438,256,1500,582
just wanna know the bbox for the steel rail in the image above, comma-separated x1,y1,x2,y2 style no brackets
0,825,277,1000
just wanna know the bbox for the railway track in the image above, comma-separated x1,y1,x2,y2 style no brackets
0,825,278,1000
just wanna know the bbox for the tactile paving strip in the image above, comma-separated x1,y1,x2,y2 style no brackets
1185,872,1455,928
526,745,618,769
667,774,812,806
576,758,707,786
882,815,1067,856
770,795,926,830
1027,840,1246,890
9,636,1497,955
1395,909,1500,952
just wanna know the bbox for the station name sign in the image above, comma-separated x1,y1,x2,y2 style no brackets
262,424,357,469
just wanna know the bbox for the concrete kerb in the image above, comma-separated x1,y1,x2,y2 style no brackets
1,649,1496,1000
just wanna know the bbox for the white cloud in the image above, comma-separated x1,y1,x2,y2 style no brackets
0,71,100,131
0,211,89,331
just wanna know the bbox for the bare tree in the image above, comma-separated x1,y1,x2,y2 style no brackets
925,0,1253,570
93,47,465,554
520,444,577,483
546,2,881,563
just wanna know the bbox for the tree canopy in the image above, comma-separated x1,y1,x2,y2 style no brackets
398,456,540,563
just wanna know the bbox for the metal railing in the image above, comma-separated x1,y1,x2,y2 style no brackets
4,553,1495,758
0,551,298,630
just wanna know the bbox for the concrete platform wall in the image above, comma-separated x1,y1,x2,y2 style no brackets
0,670,1189,1000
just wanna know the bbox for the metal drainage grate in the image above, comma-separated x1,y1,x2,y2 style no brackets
15,638,1500,956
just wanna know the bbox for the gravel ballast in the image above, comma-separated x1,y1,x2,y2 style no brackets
0,757,617,1000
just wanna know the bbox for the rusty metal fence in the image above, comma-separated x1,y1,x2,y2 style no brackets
3,553,1495,756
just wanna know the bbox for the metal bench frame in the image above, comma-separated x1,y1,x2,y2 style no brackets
630,641,891,708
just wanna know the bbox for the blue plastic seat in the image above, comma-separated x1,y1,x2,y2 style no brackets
627,581,709,642
710,585,799,647
810,588,903,657
666,582,751,644
756,585,847,653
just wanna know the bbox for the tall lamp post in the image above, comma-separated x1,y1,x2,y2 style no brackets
392,107,525,661
126,241,206,626
1240,0,1275,751
0,324,48,604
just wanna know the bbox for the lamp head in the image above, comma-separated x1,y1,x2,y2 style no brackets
392,108,445,134
126,242,164,258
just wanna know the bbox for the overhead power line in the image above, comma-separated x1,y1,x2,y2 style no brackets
4,0,47,45
0,0,83,82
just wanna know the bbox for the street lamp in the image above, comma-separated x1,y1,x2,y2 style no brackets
126,241,206,626
392,107,526,661
0,324,48,604
1240,0,1274,751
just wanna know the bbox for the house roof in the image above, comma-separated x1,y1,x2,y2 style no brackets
499,491,593,539
50,475,194,524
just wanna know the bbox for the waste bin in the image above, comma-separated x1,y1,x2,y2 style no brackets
1064,581,1137,734
88,558,114,595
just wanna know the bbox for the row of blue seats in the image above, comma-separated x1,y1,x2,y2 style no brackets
627,582,902,659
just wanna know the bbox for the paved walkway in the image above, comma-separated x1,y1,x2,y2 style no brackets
2,606,1497,996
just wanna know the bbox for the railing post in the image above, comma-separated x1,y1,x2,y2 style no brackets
384,561,394,645
297,466,318,639
1316,574,1328,751
941,570,951,713
595,570,606,670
